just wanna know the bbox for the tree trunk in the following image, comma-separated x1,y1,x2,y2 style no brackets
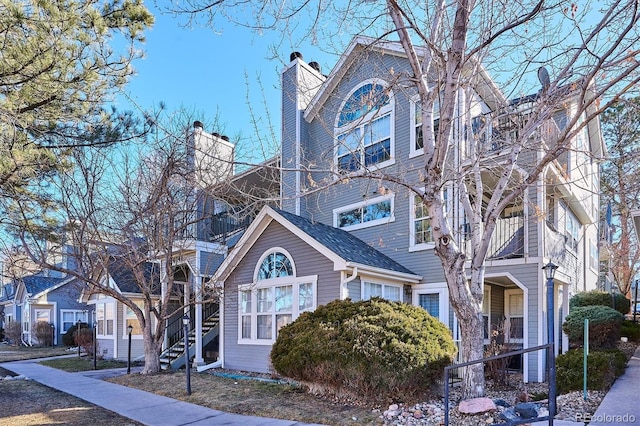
141,324,162,374
457,309,485,398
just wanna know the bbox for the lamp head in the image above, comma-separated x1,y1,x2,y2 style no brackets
127,324,133,334
183,314,190,326
542,261,558,280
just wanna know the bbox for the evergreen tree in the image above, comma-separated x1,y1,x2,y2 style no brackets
601,97,640,297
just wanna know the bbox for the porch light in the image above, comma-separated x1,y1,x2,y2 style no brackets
542,261,558,280
183,314,190,326
127,324,133,334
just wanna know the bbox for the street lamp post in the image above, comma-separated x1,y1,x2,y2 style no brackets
127,324,133,374
542,261,558,423
93,322,98,370
183,314,191,395
611,284,618,312
50,323,55,347
634,279,639,324
77,320,82,357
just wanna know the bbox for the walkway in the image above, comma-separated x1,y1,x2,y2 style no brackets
1,359,323,426
2,346,639,426
587,344,640,426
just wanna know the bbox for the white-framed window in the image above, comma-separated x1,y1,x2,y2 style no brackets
61,310,88,333
412,284,449,325
505,290,524,343
96,302,114,337
410,97,439,158
124,300,144,337
565,206,580,252
333,194,394,231
410,188,449,251
239,249,316,344
362,281,403,302
589,240,598,271
335,81,394,173
483,287,491,341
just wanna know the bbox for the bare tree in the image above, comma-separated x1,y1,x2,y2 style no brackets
5,109,235,373
170,0,640,397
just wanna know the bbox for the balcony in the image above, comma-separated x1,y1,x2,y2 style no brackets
461,214,525,260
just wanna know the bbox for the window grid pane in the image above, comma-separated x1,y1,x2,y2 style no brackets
419,294,440,318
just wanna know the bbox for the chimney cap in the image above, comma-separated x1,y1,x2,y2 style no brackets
193,120,204,129
309,61,321,73
290,51,303,62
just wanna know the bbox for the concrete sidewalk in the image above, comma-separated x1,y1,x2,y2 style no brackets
1,359,322,426
587,344,640,426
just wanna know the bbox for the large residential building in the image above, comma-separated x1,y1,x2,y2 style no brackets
205,36,604,383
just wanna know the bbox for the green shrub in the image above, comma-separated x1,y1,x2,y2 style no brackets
557,348,627,393
563,306,623,349
621,320,640,342
570,290,630,315
270,298,457,403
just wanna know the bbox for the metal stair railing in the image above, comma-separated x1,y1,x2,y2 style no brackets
160,305,219,370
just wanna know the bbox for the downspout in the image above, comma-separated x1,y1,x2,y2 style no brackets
340,267,358,299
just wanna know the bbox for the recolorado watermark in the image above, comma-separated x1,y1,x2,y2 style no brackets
576,412,636,423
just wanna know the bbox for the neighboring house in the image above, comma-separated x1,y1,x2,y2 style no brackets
1,273,91,346
80,255,163,361
0,244,92,345
206,36,604,383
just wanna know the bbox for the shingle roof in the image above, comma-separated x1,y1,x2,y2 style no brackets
106,256,161,294
274,209,417,276
23,275,68,296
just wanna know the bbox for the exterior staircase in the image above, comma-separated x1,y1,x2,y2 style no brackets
159,305,219,371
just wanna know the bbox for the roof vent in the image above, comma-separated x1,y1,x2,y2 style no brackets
290,51,303,62
193,120,204,130
309,61,321,73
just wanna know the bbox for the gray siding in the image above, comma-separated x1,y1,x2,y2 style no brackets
200,251,224,276
223,221,341,373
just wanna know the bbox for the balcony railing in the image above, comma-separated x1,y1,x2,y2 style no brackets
461,214,525,260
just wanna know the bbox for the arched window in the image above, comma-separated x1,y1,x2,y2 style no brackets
239,249,317,344
257,251,293,280
335,81,394,173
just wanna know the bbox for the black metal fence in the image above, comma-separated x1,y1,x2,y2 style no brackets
444,343,555,426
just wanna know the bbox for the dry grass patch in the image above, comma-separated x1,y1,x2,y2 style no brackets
0,378,142,426
0,345,69,362
108,370,382,425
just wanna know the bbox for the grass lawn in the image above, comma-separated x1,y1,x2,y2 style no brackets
0,345,380,426
0,344,143,426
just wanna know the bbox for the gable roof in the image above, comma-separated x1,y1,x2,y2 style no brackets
303,36,508,124
23,275,71,296
105,256,161,295
212,205,421,285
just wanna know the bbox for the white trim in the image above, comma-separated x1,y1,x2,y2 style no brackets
333,193,395,231
237,275,318,345
333,79,395,174
484,271,530,382
253,248,297,282
411,282,449,325
361,280,403,302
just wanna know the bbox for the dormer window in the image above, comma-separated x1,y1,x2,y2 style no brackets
335,81,394,173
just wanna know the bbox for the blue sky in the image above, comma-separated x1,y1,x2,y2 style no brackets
118,5,338,162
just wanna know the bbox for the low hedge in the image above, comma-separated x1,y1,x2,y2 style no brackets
621,320,640,342
557,348,627,393
570,290,630,316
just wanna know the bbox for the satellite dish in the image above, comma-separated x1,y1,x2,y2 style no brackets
538,66,551,89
